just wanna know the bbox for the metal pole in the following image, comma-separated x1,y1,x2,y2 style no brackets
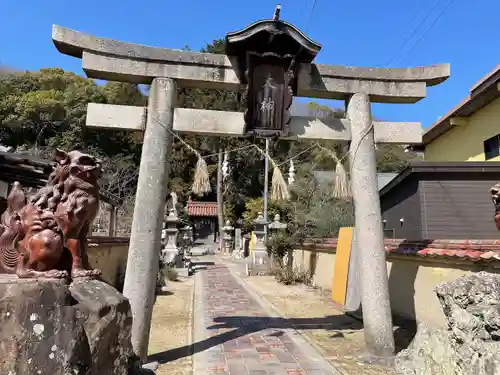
263,138,270,239
216,144,224,252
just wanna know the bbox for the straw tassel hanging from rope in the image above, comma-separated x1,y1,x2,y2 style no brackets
191,155,211,196
271,160,290,201
330,146,351,200
254,145,290,201
318,144,351,200
151,115,211,196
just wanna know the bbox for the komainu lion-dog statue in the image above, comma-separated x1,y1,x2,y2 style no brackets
0,149,102,279
491,182,500,231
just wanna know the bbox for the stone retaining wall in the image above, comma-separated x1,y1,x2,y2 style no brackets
292,239,500,328
87,236,129,290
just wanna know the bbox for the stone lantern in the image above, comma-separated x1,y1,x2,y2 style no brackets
252,212,270,265
161,209,181,267
268,214,287,235
222,220,234,255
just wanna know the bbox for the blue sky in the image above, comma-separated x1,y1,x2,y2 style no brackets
1,0,499,128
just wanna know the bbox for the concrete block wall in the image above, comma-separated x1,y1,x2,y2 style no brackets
87,236,129,290
292,242,500,328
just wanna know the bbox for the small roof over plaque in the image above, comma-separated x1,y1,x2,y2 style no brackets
225,7,322,63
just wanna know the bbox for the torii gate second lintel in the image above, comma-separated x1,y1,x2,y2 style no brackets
51,17,450,363
85,103,423,144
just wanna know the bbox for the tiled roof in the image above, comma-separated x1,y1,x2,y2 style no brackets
300,238,500,263
187,200,218,217
384,239,500,262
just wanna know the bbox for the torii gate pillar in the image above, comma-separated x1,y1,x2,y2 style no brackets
122,77,176,360
347,93,394,357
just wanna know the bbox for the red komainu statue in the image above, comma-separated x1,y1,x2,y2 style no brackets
0,149,102,279
491,182,500,231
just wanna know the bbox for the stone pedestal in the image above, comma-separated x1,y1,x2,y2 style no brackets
0,276,140,375
161,209,181,267
234,219,243,259
234,227,242,257
243,234,250,258
222,220,234,255
252,212,270,266
180,225,192,256
186,225,193,248
179,226,192,275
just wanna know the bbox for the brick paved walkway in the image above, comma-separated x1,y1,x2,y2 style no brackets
192,262,338,375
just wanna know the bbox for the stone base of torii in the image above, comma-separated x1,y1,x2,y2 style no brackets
51,20,449,363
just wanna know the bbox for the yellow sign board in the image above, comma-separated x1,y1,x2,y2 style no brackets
249,231,255,255
332,227,354,305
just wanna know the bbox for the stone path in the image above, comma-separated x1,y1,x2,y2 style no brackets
240,275,406,375
192,260,339,375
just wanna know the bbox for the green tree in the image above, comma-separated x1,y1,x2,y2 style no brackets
375,144,421,172
0,68,145,157
0,68,146,227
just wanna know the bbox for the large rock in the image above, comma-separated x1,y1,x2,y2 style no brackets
395,324,457,375
396,271,500,375
0,276,91,375
0,275,146,375
70,279,135,375
436,272,500,374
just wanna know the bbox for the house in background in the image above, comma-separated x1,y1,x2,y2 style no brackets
314,171,398,191
379,162,500,240
186,199,218,242
316,164,500,240
414,65,500,162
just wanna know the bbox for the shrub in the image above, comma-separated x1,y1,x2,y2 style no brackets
265,232,294,261
286,166,355,242
273,265,312,285
242,197,290,233
165,266,179,281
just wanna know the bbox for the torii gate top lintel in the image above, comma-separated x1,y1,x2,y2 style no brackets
52,24,449,104
52,23,450,143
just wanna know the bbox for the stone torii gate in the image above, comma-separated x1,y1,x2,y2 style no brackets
52,15,449,362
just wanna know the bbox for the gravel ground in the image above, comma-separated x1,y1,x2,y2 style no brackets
148,276,195,375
